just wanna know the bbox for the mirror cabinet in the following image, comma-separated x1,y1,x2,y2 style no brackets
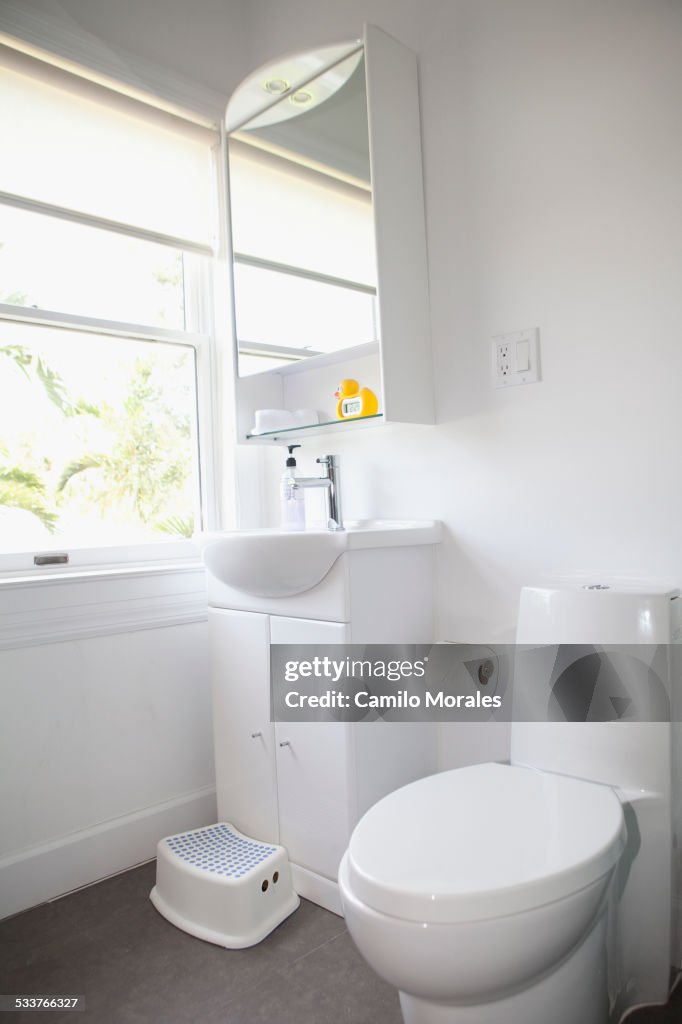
225,24,433,443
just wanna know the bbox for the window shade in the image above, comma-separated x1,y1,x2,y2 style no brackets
0,44,218,249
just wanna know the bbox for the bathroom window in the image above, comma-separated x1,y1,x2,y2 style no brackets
0,38,223,574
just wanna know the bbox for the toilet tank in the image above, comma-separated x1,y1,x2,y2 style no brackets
511,580,680,793
516,580,679,646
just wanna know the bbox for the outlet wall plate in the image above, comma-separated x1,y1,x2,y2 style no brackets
492,328,540,388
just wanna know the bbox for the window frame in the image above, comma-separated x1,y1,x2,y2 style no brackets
0,295,219,577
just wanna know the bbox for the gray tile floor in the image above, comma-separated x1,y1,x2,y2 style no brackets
0,863,680,1024
0,863,399,1023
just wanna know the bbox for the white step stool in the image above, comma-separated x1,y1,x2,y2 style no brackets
150,822,299,948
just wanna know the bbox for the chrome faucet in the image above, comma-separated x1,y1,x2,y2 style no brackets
291,454,344,531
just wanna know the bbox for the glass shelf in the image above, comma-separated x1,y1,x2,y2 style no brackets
245,412,383,443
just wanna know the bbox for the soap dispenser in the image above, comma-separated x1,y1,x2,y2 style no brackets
280,444,305,530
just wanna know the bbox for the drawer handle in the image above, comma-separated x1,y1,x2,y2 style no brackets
279,740,291,748
251,731,262,739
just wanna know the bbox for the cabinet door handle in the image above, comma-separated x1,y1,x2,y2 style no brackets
279,740,291,747
251,731,262,739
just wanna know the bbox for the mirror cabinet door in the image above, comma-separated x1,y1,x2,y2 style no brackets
227,49,378,379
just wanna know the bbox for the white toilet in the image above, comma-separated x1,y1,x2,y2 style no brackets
339,582,678,1024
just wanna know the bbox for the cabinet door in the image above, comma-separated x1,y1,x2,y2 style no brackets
208,608,278,843
270,616,352,879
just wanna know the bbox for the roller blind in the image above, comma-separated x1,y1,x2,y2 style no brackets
0,43,218,250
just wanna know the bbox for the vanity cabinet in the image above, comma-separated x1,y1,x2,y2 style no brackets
207,532,439,914
225,24,433,445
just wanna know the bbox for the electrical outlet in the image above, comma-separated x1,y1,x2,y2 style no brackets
492,328,540,388
496,342,511,378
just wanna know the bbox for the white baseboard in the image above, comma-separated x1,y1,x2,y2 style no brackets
291,863,343,917
0,786,217,920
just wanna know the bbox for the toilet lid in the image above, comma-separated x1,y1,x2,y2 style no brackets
346,762,625,925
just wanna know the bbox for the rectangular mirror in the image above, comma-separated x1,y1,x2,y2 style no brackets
227,50,378,378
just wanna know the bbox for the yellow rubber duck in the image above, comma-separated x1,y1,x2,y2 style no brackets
335,378,379,419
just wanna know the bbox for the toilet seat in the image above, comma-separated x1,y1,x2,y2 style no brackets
345,762,625,925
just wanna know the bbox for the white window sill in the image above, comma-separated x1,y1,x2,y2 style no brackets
0,558,203,588
0,559,208,650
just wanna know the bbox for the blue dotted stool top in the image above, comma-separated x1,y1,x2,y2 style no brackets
164,824,277,878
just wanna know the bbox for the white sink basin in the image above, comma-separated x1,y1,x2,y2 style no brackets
198,519,441,598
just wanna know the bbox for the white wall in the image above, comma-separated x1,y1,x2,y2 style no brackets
0,626,211,849
0,0,252,98
0,570,215,918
